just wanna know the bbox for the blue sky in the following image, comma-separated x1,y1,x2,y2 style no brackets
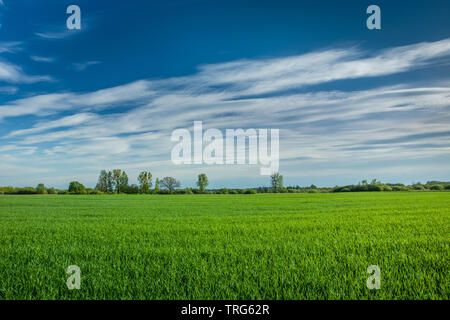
1,0,450,189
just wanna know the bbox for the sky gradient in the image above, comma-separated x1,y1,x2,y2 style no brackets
1,0,450,189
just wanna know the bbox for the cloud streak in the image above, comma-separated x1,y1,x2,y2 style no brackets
1,38,450,187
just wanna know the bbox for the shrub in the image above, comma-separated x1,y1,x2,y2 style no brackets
68,181,87,194
367,184,383,191
17,187,37,194
0,186,15,194
430,185,444,190
245,189,257,194
445,185,450,190
382,185,392,191
392,186,408,191
123,184,139,194
352,185,368,192
47,188,57,194
36,184,47,194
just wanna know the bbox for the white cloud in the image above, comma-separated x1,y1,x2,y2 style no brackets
0,86,17,94
30,55,55,63
0,42,22,53
1,38,450,187
71,61,101,71
0,59,52,83
35,31,72,40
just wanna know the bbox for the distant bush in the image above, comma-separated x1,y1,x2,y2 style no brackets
47,188,57,194
122,184,139,194
0,186,15,194
245,189,257,194
228,190,238,194
215,188,228,194
445,185,450,190
429,185,444,190
382,185,392,191
36,184,47,194
367,184,383,191
17,187,37,194
392,186,409,191
68,181,87,194
87,188,103,195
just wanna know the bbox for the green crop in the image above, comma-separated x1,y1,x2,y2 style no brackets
0,192,448,299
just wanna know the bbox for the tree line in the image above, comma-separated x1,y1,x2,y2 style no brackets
1,171,449,195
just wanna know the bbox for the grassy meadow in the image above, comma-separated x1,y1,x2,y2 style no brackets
0,192,448,300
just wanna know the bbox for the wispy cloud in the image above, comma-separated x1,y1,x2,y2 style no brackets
34,31,73,40
0,86,17,94
70,61,101,71
30,55,55,63
0,59,52,83
1,38,450,187
0,42,22,53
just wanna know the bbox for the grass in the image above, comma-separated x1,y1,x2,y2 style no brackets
0,192,448,300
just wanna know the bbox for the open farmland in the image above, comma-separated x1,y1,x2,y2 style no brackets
0,192,448,300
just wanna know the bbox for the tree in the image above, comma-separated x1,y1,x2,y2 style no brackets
95,170,108,192
270,172,283,192
68,181,86,194
106,171,114,192
119,171,129,192
137,171,153,194
112,169,122,193
154,178,160,192
36,183,47,194
196,173,209,193
160,177,180,193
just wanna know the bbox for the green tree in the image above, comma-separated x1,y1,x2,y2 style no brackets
68,181,86,194
270,172,283,192
196,173,209,193
36,183,47,194
106,171,114,193
47,187,57,194
160,177,180,193
154,178,160,192
137,171,153,194
119,171,129,192
112,169,122,193
95,170,108,192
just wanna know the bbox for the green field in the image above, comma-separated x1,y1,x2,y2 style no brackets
0,192,448,300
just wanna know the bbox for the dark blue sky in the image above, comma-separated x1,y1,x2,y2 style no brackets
0,0,449,188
